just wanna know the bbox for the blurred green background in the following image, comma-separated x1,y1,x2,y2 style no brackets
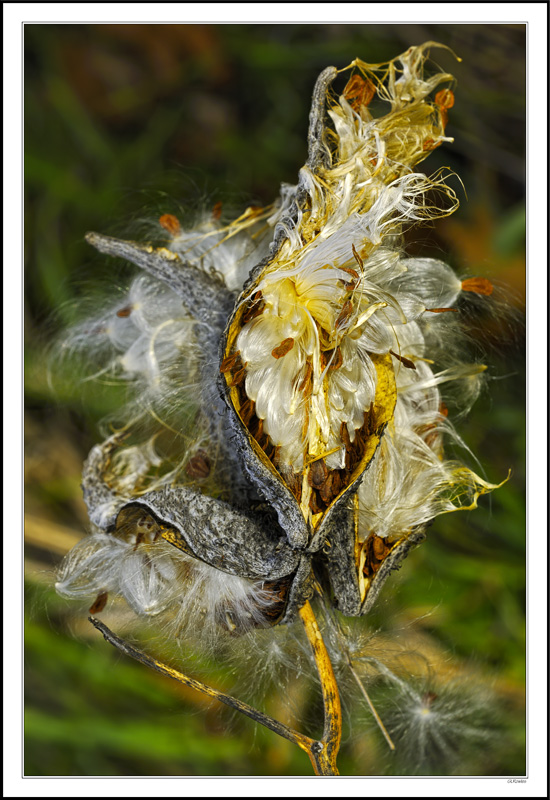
24,23,525,777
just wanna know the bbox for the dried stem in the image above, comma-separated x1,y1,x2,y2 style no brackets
298,600,342,775
89,603,342,776
348,660,395,751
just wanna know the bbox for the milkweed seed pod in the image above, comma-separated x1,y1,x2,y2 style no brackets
56,43,502,640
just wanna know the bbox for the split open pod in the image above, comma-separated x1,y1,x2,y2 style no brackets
59,44,500,637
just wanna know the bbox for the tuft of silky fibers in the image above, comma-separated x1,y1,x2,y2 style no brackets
229,44,501,500
52,204,275,503
55,520,285,652
366,669,501,775
53,206,286,652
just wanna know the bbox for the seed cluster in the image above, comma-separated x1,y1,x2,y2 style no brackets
55,43,503,646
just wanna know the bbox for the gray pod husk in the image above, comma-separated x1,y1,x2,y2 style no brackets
120,486,301,582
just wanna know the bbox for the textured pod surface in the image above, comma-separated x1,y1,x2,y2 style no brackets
121,488,300,582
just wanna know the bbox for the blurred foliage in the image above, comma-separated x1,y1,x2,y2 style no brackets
24,24,525,776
